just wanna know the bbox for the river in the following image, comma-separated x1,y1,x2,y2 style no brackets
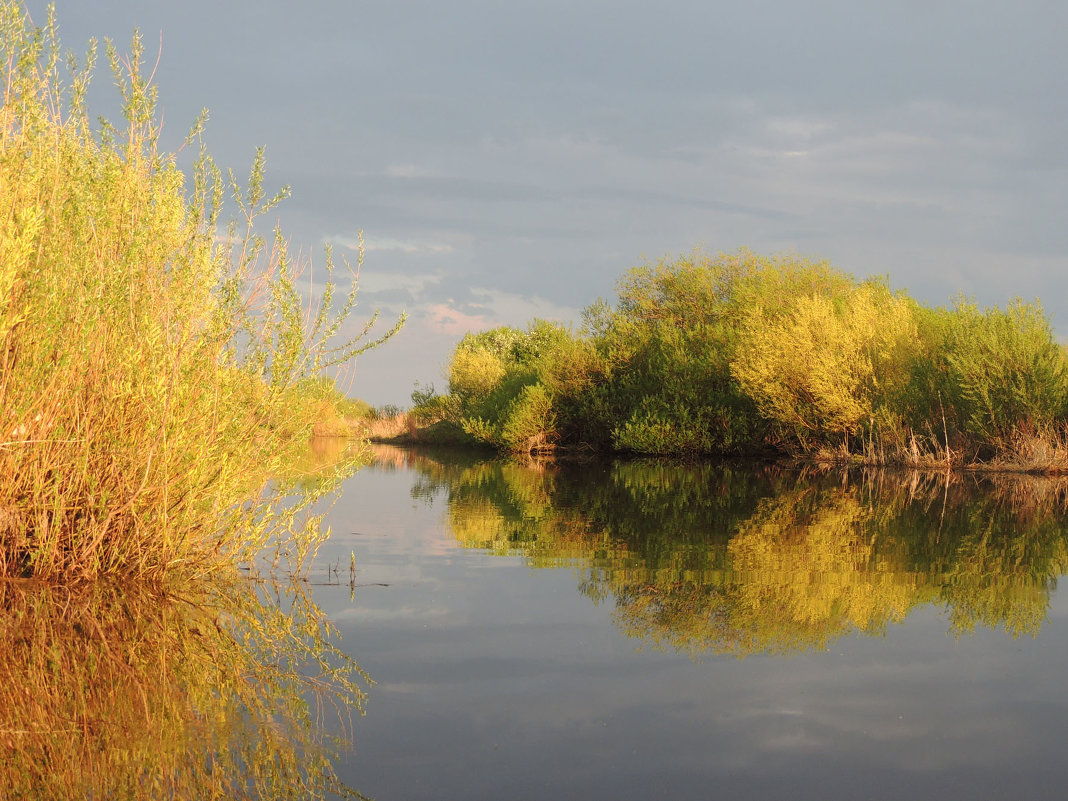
307,445,1068,800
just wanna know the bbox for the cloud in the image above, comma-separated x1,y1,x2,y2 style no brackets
425,288,582,338
365,237,454,255
356,270,444,296
466,288,581,326
384,163,433,178
427,303,495,336
325,234,455,256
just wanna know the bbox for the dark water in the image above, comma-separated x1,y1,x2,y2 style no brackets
309,446,1068,801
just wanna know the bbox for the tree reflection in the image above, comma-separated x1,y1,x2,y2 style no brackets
0,574,365,799
392,445,1068,656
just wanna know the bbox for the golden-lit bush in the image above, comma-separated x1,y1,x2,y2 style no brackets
732,283,917,442
448,347,506,407
0,3,400,579
428,245,1068,467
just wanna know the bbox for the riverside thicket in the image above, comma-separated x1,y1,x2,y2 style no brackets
0,3,401,580
418,249,1068,468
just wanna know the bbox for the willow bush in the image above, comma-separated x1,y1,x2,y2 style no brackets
0,4,401,580
446,320,571,451
941,299,1068,444
732,281,918,447
433,247,1068,466
546,249,869,455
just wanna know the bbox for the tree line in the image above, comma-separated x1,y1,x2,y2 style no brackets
415,250,1068,468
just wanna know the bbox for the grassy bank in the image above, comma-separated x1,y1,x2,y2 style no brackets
412,250,1068,471
0,3,401,581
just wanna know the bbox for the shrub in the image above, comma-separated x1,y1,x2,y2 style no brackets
448,346,506,410
445,321,574,452
337,396,375,420
732,282,917,445
376,403,403,419
0,4,400,579
589,249,855,454
410,382,456,425
612,398,719,456
942,299,1068,443
428,246,1068,465
499,382,556,452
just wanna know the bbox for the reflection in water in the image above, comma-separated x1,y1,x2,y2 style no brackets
384,445,1068,656
0,574,366,800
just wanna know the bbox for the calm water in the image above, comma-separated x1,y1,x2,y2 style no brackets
308,446,1068,800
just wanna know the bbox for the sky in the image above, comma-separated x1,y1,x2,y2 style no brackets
26,1,1068,406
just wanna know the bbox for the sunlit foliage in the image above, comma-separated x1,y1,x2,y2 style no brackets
589,250,853,455
447,321,575,451
941,299,1068,443
431,246,1068,467
732,282,917,444
0,3,400,579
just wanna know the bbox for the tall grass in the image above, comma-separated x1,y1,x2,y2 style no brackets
0,3,401,580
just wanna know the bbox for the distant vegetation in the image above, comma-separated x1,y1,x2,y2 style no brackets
413,249,1068,469
0,3,401,580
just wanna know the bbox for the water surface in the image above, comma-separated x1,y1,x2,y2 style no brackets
314,447,1068,800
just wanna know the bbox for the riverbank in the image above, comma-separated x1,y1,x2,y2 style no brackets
366,417,1068,475
408,251,1068,469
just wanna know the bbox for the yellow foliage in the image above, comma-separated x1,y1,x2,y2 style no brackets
0,3,397,579
448,347,506,405
732,284,917,436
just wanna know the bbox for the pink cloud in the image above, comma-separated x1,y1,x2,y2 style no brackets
427,303,494,336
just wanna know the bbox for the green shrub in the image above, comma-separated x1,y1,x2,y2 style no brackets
376,404,403,419
0,4,400,579
589,249,854,454
448,346,507,410
429,247,1068,465
499,382,556,452
446,322,575,452
613,399,720,456
337,396,375,419
941,299,1068,442
410,382,456,425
